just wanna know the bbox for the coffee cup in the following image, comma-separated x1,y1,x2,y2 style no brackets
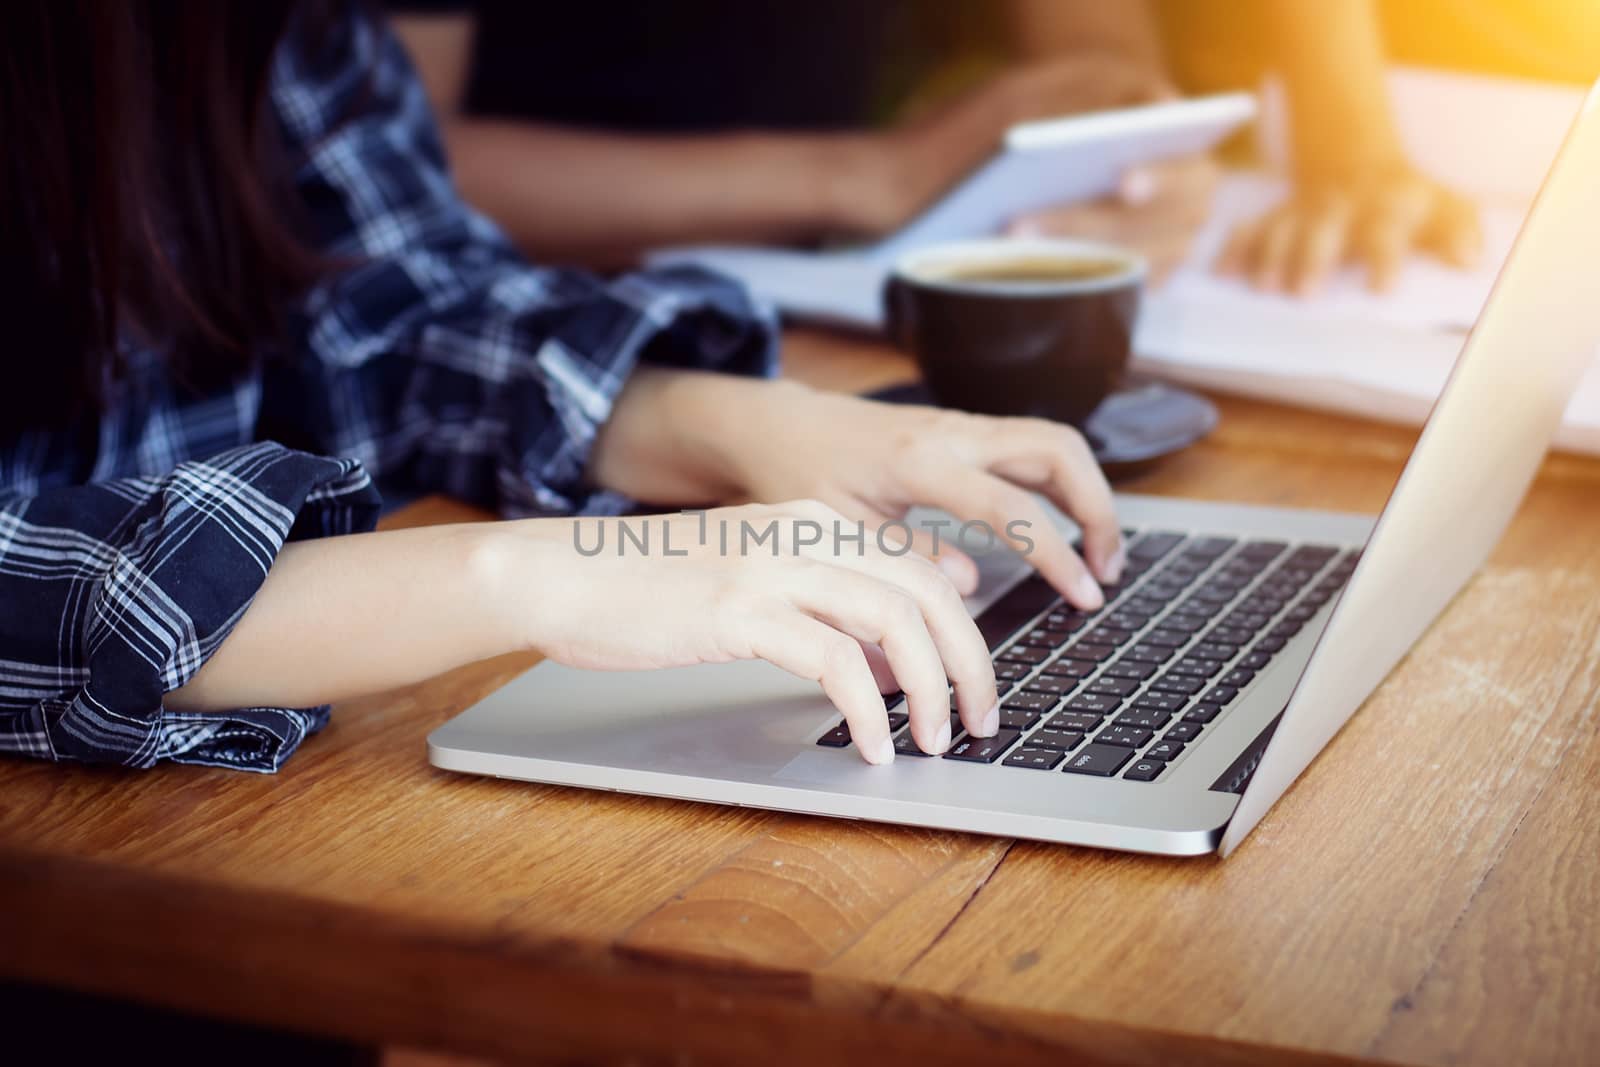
883,237,1145,426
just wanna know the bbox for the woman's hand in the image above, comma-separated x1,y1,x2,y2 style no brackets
516,502,1000,764
593,372,1124,611
1215,166,1482,295
1007,154,1220,282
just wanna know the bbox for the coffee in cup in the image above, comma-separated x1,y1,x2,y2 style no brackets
883,238,1145,426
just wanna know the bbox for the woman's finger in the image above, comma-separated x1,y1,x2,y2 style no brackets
856,639,899,696
850,500,981,596
1252,210,1300,292
901,460,1106,611
1421,187,1483,268
746,611,896,765
783,561,957,755
807,535,999,739
976,418,1122,583
1214,215,1264,277
1355,180,1432,292
1287,195,1353,295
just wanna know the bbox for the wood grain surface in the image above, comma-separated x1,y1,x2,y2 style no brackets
1,329,1596,1066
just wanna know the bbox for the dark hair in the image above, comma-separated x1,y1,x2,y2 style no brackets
0,0,323,431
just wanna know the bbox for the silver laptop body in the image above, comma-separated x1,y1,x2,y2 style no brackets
430,83,1600,857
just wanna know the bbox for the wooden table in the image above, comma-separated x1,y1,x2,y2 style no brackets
3,331,1598,1066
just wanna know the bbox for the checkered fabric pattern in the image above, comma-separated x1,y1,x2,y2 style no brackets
0,6,778,771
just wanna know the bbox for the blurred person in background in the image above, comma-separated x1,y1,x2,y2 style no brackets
390,0,1536,295
388,1,1208,276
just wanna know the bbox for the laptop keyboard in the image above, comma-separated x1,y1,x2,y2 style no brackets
816,529,1360,782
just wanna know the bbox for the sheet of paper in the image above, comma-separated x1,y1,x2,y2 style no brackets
1135,171,1600,457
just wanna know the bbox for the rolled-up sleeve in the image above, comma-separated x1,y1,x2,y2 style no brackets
0,443,380,771
267,10,779,518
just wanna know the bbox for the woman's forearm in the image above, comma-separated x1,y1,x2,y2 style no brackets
165,522,543,713
440,120,896,267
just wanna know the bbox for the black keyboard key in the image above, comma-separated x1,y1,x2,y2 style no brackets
1192,641,1239,660
1161,613,1210,634
1240,650,1272,670
998,708,1041,731
1253,635,1288,653
1221,668,1256,688
1206,626,1253,645
944,730,1021,764
978,575,1059,652
1004,746,1066,770
816,722,852,747
1124,759,1165,782
1204,685,1240,705
1114,709,1172,730
1132,693,1188,714
887,711,910,732
1019,627,1068,647
1030,728,1085,751
1184,702,1222,724
1124,643,1176,664
1024,675,1077,696
1225,612,1273,632
1166,658,1221,678
1097,725,1153,748
1139,629,1189,649
1047,711,1103,733
1066,692,1123,715
894,732,935,757
1087,677,1141,698
1285,603,1320,622
1240,540,1287,561
1146,739,1186,761
1064,642,1116,662
1062,743,1134,777
1045,610,1089,629
1130,532,1185,561
996,661,1031,681
1003,691,1057,712
1086,626,1138,647
1151,675,1204,696
1189,536,1237,558
1104,661,1157,681
1164,722,1203,742
998,644,1049,665
1042,657,1096,678
1270,620,1304,639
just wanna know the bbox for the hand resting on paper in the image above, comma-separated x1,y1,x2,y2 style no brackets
1213,166,1483,296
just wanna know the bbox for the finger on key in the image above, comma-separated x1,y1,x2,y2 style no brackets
786,563,953,755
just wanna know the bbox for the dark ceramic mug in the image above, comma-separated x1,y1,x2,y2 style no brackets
883,238,1146,426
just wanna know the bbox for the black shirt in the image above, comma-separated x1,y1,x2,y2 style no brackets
391,0,993,132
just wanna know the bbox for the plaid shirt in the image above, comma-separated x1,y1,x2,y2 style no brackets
0,8,777,772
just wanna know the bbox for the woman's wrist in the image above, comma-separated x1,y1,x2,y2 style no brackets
654,371,813,502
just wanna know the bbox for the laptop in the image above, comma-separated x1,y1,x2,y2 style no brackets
429,83,1600,857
